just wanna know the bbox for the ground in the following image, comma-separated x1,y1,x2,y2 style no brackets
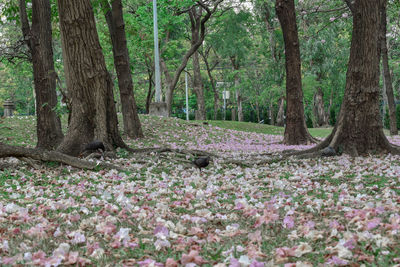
0,115,400,266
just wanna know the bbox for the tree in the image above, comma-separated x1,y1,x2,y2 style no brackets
305,0,399,156
163,0,223,117
56,0,125,156
379,0,397,135
275,0,315,145
199,44,220,120
19,0,63,149
190,7,207,120
101,0,143,138
210,9,253,122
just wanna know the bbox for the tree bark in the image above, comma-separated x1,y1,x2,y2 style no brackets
101,0,143,138
0,142,124,171
269,96,275,125
144,55,155,114
276,0,315,144
193,51,206,120
380,0,398,135
56,0,125,156
313,87,327,127
230,56,243,122
19,0,64,150
276,97,285,126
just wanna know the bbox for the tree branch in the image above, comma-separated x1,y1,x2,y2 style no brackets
343,0,354,13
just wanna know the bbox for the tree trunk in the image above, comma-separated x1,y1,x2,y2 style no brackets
276,0,315,144
255,101,260,122
276,97,285,126
313,87,327,127
101,0,143,138
19,0,64,150
200,47,219,120
145,55,155,114
269,97,275,125
319,0,394,156
193,51,206,120
56,0,125,156
230,56,243,122
380,0,398,135
231,108,236,121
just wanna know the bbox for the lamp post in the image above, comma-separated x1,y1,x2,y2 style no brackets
185,71,189,121
153,0,161,103
149,0,168,116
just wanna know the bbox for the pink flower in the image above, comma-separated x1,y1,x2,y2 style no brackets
326,256,348,266
283,216,295,229
366,218,381,230
165,258,178,267
181,250,205,265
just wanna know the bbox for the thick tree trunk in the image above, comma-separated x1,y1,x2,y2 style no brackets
276,97,285,126
193,51,206,120
19,0,63,150
321,0,393,156
380,1,398,135
56,0,125,156
102,0,143,138
276,0,315,144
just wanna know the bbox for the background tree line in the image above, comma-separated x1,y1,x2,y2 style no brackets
0,0,399,152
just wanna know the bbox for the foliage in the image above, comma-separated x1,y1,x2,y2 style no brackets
0,0,398,126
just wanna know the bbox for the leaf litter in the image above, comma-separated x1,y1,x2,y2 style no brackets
0,115,400,266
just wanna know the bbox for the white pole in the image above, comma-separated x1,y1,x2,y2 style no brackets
185,71,189,121
153,0,161,102
224,90,226,120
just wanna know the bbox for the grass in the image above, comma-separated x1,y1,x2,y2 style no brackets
205,119,332,138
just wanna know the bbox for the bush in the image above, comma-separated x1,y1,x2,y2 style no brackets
383,107,390,129
329,108,336,126
305,111,313,128
396,104,400,129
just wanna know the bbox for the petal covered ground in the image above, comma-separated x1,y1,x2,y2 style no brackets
0,115,400,266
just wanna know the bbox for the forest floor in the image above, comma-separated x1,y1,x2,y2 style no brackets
0,115,400,266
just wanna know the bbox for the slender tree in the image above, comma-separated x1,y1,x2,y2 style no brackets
190,6,206,120
163,0,223,116
380,0,397,135
19,0,63,149
199,45,220,120
101,0,143,138
56,0,125,156
275,0,316,145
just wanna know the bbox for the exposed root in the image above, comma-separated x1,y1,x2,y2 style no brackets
122,146,216,157
0,142,126,171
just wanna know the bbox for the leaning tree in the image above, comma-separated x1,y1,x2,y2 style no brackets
275,0,316,145
19,0,64,150
302,0,399,156
56,0,126,156
101,0,143,139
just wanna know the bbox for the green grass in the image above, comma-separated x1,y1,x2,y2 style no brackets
204,120,332,138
